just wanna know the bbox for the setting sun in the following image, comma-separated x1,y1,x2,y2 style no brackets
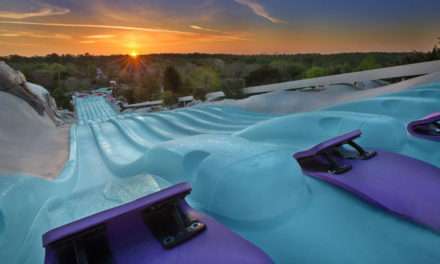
130,51,138,58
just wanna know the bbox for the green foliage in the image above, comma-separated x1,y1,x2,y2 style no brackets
428,45,440,60
163,66,182,93
305,66,328,78
51,86,71,110
286,63,306,80
193,88,207,100
270,60,305,80
48,63,67,81
183,66,220,99
29,68,55,90
115,84,134,104
357,55,380,71
245,65,283,86
132,85,150,103
132,74,161,103
221,78,244,99
64,77,91,92
161,90,177,106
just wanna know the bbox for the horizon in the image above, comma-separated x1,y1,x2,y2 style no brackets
2,50,429,58
0,0,439,56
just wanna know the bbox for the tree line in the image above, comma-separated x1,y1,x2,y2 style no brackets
1,48,439,109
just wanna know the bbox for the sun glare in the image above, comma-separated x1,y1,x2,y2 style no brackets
130,51,138,58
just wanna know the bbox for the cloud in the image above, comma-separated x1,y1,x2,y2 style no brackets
85,34,115,39
79,40,96,44
0,20,195,35
0,4,70,19
0,20,249,40
0,31,71,39
190,25,221,33
234,0,286,24
195,34,251,42
0,33,21,37
190,25,251,41
28,33,71,39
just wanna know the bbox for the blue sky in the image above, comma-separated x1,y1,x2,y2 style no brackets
0,0,438,55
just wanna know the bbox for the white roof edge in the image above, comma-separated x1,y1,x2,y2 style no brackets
178,96,194,102
123,100,163,108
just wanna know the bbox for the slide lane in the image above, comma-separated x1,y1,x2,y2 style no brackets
89,121,148,177
139,113,232,135
154,111,248,131
126,115,190,139
176,107,263,126
109,117,154,149
384,87,440,100
118,117,173,142
200,105,275,118
197,106,274,122
327,96,440,123
326,83,440,124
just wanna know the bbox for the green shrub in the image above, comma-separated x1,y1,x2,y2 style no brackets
304,66,328,78
163,66,182,93
221,78,244,99
245,65,283,86
161,91,177,106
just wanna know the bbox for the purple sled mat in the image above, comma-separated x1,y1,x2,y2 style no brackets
43,182,272,264
294,130,440,231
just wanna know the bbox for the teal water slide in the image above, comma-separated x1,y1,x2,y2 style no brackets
1,83,440,263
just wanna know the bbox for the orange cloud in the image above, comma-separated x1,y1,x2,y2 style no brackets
0,31,71,39
0,33,21,37
85,34,115,39
79,40,96,44
0,21,195,35
190,25,222,33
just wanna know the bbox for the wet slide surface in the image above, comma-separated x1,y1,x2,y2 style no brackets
1,83,440,263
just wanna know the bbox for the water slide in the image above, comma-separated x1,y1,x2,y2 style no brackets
1,82,440,263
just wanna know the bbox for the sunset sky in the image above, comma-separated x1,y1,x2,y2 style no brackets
0,0,439,56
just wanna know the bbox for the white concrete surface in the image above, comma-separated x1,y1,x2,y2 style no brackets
0,91,68,178
243,60,440,95
219,72,440,114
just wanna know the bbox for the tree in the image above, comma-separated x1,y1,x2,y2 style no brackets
222,62,247,79
304,66,328,78
64,77,91,92
163,66,182,93
270,60,306,81
286,63,306,80
428,45,440,60
221,78,244,99
161,90,178,106
245,65,283,86
52,86,71,110
29,67,55,90
132,74,161,103
183,66,221,98
357,55,381,71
